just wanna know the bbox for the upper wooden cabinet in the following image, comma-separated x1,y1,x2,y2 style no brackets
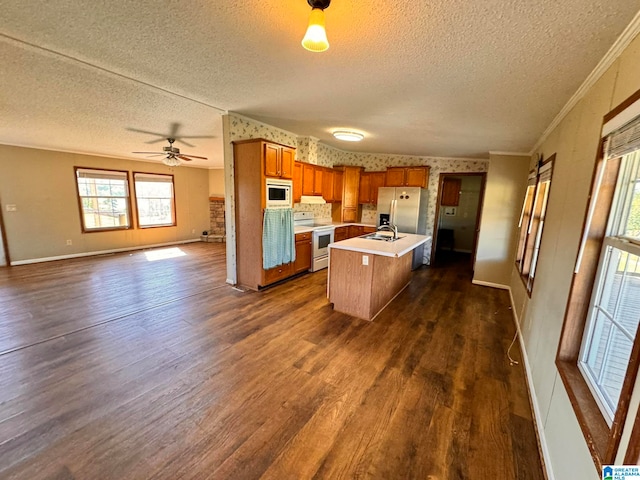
441,177,461,206
358,173,372,204
385,166,429,188
332,166,362,222
370,172,386,205
322,168,335,202
313,167,323,195
263,143,294,179
358,171,386,204
293,161,303,203
301,163,315,195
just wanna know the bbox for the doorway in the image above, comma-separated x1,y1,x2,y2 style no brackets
431,173,486,270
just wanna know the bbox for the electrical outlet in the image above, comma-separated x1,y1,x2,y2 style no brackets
5,204,17,212
191,229,195,234
66,240,72,246
362,255,369,266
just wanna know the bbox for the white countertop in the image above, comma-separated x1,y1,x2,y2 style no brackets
329,233,431,258
294,222,376,234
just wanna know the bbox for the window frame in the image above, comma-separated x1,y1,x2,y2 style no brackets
557,89,640,470
132,171,177,229
74,167,132,233
515,155,555,295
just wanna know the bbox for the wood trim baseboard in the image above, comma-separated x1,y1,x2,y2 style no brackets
508,287,556,480
471,279,510,290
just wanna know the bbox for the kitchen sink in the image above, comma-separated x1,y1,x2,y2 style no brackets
361,233,404,242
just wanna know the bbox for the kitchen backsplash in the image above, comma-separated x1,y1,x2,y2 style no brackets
228,113,489,264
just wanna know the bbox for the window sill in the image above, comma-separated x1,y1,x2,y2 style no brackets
556,358,610,470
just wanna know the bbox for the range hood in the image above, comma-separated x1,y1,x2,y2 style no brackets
300,195,326,204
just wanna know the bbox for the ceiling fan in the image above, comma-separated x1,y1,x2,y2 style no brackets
133,138,207,166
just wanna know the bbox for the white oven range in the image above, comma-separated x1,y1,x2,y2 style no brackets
293,212,335,272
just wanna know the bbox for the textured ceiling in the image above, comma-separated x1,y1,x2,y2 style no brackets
1,1,639,168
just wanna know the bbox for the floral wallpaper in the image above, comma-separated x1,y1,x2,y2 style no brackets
226,113,488,272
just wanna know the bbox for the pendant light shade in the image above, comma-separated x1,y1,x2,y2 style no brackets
302,0,330,52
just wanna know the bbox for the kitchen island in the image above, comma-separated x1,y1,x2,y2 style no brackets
327,233,430,321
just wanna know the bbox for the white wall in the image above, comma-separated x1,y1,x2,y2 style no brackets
0,144,210,263
438,176,483,252
208,168,225,196
474,153,529,287
510,28,640,480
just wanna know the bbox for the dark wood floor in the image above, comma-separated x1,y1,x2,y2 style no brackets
0,243,545,479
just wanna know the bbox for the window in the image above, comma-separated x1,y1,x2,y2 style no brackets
515,155,554,294
579,152,640,426
133,172,175,228
557,95,640,469
75,168,131,231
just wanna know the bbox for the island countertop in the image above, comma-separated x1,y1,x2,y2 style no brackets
328,233,430,258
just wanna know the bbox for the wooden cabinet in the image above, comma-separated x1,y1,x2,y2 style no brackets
263,262,294,285
347,225,364,238
263,143,294,179
334,226,348,242
294,232,312,273
385,166,429,188
441,178,461,206
332,166,362,223
293,161,302,203
358,173,372,204
370,172,386,205
333,170,344,200
322,168,335,202
358,171,386,204
301,163,315,195
313,167,323,195
363,226,377,234
233,138,296,290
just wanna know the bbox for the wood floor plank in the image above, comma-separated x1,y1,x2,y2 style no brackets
0,249,545,479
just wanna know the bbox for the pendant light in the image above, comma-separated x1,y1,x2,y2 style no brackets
302,0,331,52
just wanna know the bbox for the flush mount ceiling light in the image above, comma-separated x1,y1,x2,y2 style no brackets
333,130,364,142
301,0,331,52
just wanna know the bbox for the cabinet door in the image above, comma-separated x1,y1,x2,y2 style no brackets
302,163,315,196
358,172,372,204
370,172,386,205
441,178,461,206
293,161,303,203
313,167,323,195
386,167,406,187
264,143,280,177
322,168,335,202
342,207,358,223
348,225,364,238
405,167,428,188
294,238,312,273
363,226,377,234
333,170,344,201
280,147,295,179
263,262,294,285
342,167,361,208
334,226,348,242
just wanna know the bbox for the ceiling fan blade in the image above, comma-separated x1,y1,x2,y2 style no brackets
132,151,164,154
176,155,194,161
173,138,195,148
178,154,208,160
145,154,166,158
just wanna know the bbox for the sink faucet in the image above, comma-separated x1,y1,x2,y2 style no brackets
377,223,398,240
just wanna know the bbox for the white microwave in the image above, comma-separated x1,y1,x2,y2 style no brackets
265,178,293,207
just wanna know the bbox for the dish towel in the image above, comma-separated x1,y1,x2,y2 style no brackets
262,208,296,270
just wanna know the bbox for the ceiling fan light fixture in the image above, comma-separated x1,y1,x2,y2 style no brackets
302,0,330,52
333,130,364,142
163,157,182,167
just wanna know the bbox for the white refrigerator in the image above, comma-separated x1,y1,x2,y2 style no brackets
376,187,429,269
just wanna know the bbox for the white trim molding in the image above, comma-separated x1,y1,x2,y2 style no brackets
529,10,640,156
471,279,510,290
489,151,531,157
508,287,556,480
10,239,201,265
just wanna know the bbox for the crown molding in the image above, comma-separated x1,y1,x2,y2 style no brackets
529,9,640,156
489,151,530,157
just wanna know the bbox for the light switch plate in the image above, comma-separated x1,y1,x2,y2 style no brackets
362,255,369,266
5,204,17,212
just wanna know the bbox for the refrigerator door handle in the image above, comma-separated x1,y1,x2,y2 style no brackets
391,199,397,226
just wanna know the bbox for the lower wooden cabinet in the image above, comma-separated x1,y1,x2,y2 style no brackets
262,262,294,285
294,232,312,273
334,226,348,242
347,225,364,238
363,226,377,234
